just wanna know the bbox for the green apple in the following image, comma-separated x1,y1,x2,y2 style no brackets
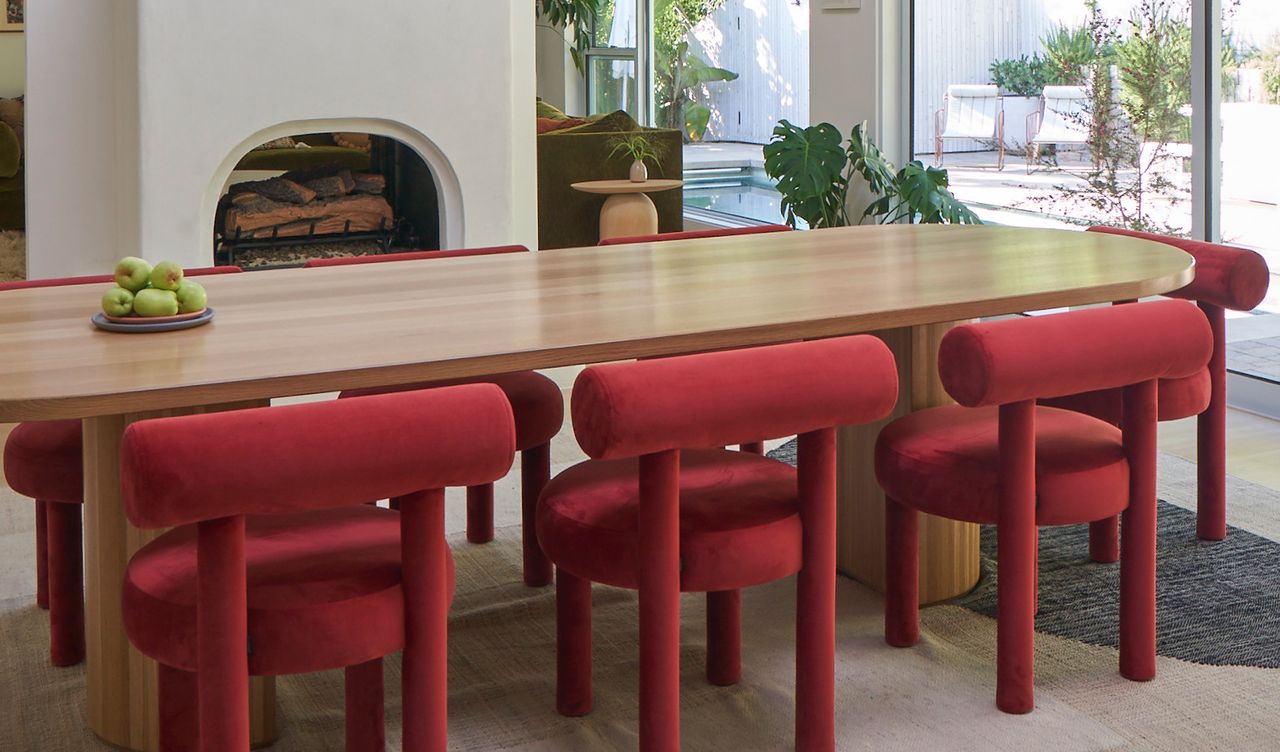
149,260,184,292
113,257,152,293
175,280,207,313
101,287,135,317
133,288,179,317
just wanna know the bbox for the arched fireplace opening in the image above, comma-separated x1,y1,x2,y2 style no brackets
214,130,445,268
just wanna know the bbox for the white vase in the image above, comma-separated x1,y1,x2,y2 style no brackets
629,159,648,183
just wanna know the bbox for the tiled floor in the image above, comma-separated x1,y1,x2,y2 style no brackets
1227,335,1280,381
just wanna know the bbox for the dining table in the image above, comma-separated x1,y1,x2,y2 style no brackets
0,224,1195,751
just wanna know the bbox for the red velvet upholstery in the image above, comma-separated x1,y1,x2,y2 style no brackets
538,449,801,591
341,371,563,450
541,335,898,751
123,506,455,676
571,336,898,459
1045,367,1210,426
0,265,242,669
938,299,1211,407
877,301,1212,715
122,386,515,528
875,405,1129,525
597,224,792,247
3,420,82,504
302,245,527,267
120,387,516,750
1087,226,1270,311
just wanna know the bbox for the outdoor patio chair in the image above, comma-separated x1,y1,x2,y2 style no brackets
935,84,1005,171
1027,86,1091,174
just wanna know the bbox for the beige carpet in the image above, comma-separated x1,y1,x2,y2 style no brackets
0,230,24,282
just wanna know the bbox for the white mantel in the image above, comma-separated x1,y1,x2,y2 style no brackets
25,0,537,277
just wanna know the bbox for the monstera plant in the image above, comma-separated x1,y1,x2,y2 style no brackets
763,120,982,228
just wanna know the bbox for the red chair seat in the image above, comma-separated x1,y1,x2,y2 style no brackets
875,405,1129,526
341,371,562,450
537,449,800,592
1042,368,1210,425
123,506,454,676
3,419,83,504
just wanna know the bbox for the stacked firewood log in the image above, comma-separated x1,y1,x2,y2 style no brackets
219,164,391,240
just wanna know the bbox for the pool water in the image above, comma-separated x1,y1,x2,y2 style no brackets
682,167,806,229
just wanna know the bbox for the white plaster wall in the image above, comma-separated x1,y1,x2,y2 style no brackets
28,0,536,277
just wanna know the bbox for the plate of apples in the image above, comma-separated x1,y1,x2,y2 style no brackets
92,257,215,333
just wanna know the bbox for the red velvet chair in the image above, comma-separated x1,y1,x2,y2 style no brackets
1047,227,1269,559
538,337,898,752
0,265,241,667
876,300,1213,714
119,386,516,751
305,247,564,586
596,223,792,247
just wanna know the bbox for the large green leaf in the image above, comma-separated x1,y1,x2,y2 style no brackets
763,120,850,228
890,162,982,225
684,103,712,142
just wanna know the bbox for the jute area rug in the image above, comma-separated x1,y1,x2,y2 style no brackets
0,453,1277,751
0,230,24,282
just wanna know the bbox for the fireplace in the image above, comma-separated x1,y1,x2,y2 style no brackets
23,1,537,278
214,132,442,266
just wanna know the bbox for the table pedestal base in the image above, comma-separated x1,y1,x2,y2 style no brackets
599,192,659,241
84,403,277,751
836,323,981,604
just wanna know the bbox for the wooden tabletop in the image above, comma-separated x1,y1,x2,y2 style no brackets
0,225,1193,422
570,179,684,195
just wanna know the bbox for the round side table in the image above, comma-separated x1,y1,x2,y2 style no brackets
570,179,684,242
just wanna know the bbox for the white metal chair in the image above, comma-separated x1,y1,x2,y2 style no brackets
934,84,1005,171
1026,86,1090,174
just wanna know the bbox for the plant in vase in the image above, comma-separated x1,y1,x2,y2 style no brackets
763,120,981,228
608,133,665,183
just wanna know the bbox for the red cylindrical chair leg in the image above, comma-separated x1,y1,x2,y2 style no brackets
1197,303,1227,541
465,484,495,544
996,401,1036,715
739,441,764,455
795,429,836,752
345,659,386,752
196,516,250,752
158,663,199,752
46,501,84,667
884,498,919,648
400,489,449,752
35,500,49,610
556,568,593,716
638,450,681,752
1088,517,1120,563
705,590,741,687
522,443,554,587
1120,380,1158,682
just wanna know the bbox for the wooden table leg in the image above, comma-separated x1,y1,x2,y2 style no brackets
599,193,659,241
83,403,277,751
837,323,981,604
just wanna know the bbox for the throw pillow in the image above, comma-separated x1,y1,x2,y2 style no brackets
0,121,19,179
536,98,572,120
0,96,22,145
536,117,587,134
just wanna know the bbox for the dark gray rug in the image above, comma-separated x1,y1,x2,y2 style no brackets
768,439,1280,669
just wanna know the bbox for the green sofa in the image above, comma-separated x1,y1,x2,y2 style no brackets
0,169,21,231
537,111,683,250
233,133,371,173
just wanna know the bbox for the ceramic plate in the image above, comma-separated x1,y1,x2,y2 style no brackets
92,307,215,333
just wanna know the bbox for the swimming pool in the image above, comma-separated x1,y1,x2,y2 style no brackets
682,166,807,229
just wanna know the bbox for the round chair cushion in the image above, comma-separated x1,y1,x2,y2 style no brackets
875,405,1129,526
537,448,801,592
1041,368,1211,426
340,371,563,450
3,420,83,504
122,506,454,676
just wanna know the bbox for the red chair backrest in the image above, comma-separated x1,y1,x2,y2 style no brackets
939,300,1212,408
597,224,792,247
121,386,516,528
571,336,898,460
302,245,528,268
0,265,243,291
1087,226,1269,312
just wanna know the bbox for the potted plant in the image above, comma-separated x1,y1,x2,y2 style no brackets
608,133,665,183
989,54,1051,148
763,120,981,228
